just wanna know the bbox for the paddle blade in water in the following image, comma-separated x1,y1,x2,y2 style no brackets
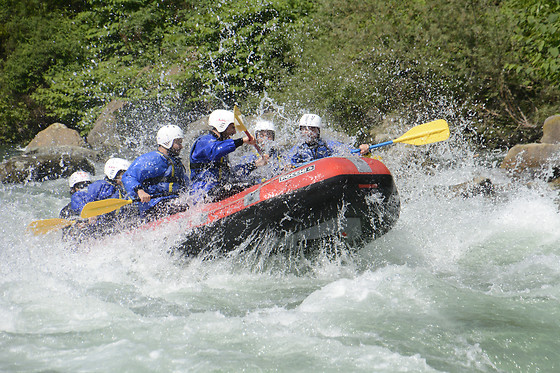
27,218,75,235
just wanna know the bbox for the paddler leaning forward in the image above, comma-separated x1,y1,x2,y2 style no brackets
189,109,269,202
60,160,133,240
75,157,134,236
122,124,190,221
59,170,92,221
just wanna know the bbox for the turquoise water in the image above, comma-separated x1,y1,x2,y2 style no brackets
1,139,559,372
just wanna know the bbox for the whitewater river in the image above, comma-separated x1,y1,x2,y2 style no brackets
1,136,559,372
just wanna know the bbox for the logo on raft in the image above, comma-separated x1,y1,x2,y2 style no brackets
279,165,315,182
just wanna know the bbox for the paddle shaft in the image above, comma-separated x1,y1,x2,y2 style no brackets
369,140,394,150
351,141,393,154
234,105,264,155
245,131,264,154
351,119,449,153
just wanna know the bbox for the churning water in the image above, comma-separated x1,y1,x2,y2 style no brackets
1,123,560,372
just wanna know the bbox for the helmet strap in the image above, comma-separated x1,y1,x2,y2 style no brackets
168,146,180,156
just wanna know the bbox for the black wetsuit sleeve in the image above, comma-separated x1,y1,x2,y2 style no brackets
234,138,244,148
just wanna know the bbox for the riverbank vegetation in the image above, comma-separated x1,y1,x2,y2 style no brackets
1,0,558,148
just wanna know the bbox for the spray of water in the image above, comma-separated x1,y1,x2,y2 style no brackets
3,91,560,371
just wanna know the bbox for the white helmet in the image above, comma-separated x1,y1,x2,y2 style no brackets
68,170,92,188
157,125,184,149
104,157,130,180
299,114,322,128
254,120,275,132
208,109,235,133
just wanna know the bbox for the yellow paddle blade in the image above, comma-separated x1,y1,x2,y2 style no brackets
81,198,132,218
233,105,247,132
394,119,450,145
27,218,75,235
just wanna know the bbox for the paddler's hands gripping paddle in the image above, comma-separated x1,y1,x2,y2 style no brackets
351,119,450,153
233,105,264,155
27,218,77,235
80,192,178,218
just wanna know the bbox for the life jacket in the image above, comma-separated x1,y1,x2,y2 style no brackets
142,151,187,192
189,151,229,184
189,132,236,191
189,132,257,199
289,139,335,166
122,150,189,214
245,146,285,182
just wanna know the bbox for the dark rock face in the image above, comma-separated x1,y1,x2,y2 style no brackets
87,100,127,153
0,122,99,183
0,147,97,183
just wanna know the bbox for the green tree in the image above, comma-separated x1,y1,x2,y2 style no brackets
271,1,511,133
505,0,560,83
269,0,557,147
9,0,311,138
1,0,558,148
177,0,312,105
0,0,87,143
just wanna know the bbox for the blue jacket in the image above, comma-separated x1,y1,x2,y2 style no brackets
73,179,126,212
122,150,189,212
74,178,130,227
287,138,349,167
59,189,89,219
189,132,256,196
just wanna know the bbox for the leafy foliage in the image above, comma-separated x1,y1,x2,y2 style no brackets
0,0,558,148
177,0,311,105
271,0,556,147
505,0,560,83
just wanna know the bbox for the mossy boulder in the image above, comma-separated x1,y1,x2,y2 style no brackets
0,123,98,183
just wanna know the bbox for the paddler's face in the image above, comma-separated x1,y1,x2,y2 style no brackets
300,126,320,143
256,130,275,145
114,171,125,186
169,138,183,156
71,181,90,194
222,123,236,139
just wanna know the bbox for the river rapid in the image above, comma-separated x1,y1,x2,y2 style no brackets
1,126,560,372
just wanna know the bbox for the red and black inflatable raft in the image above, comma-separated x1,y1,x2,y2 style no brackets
144,156,400,256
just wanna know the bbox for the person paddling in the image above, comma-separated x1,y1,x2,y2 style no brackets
122,125,190,220
254,120,283,163
78,158,130,209
189,109,269,201
59,170,95,240
244,119,286,181
73,157,138,235
59,170,92,220
286,114,371,167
